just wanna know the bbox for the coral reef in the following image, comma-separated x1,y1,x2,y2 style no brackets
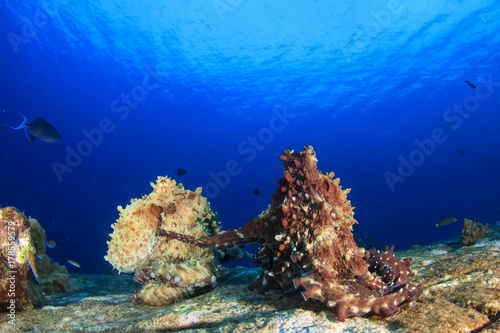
160,146,421,320
0,207,79,313
3,237,500,332
461,218,492,246
105,176,237,306
0,207,43,311
36,255,80,293
28,217,45,256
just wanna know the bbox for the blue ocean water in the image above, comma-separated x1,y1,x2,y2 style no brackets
1,1,499,274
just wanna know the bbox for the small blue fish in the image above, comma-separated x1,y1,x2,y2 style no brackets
66,260,81,268
36,254,43,259
46,240,56,248
5,112,61,142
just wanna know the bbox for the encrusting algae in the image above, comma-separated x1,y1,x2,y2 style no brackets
105,176,237,306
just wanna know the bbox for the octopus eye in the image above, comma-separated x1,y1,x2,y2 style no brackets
321,180,330,192
166,203,177,214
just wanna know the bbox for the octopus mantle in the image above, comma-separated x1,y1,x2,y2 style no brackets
161,146,421,320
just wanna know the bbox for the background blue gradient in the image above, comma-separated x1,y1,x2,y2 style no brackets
1,0,499,273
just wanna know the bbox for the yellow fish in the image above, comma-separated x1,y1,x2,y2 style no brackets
28,250,39,282
66,260,81,268
436,216,458,227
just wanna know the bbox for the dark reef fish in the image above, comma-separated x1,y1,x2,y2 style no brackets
465,80,476,89
5,112,61,142
440,118,452,124
174,168,187,176
252,188,260,195
456,149,466,154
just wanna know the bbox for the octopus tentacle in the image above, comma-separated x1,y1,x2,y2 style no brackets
132,282,189,306
152,146,422,320
157,227,260,249
105,177,224,306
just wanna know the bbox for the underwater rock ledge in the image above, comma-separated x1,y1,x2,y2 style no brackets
1,236,499,332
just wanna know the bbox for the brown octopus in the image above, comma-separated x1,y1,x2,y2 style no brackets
159,145,421,321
